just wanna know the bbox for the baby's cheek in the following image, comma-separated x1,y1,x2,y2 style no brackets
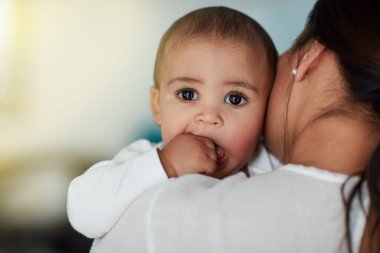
230,129,261,160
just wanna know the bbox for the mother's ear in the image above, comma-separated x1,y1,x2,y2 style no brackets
295,41,326,82
150,86,161,126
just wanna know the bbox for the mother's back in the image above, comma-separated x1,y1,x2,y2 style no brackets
91,166,365,253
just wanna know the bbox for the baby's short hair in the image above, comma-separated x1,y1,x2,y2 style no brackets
153,6,278,87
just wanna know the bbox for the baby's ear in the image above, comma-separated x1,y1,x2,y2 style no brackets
150,86,161,126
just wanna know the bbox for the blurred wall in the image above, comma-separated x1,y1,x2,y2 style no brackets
0,0,315,229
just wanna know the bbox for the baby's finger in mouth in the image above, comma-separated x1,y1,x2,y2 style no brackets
215,144,227,166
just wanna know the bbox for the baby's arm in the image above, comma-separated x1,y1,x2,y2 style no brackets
67,139,168,238
67,134,220,239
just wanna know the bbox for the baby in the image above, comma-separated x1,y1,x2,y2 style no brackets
67,6,278,239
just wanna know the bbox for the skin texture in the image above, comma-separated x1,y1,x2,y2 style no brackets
265,42,380,174
151,38,271,178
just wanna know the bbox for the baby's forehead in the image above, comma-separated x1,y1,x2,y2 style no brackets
161,38,272,89
164,36,269,69
155,36,274,91
168,36,259,54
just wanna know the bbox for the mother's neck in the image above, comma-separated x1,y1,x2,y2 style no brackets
289,116,379,175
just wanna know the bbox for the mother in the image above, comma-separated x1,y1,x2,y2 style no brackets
91,0,380,252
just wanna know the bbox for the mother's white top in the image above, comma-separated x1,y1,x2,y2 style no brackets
91,162,368,253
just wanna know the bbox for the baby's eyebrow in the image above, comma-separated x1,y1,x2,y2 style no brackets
224,81,259,94
168,77,202,87
167,77,259,93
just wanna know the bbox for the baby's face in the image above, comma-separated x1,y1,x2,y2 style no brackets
151,38,271,177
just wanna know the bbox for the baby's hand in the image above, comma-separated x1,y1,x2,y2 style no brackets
158,133,218,177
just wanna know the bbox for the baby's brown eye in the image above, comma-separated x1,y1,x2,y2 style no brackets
178,89,198,101
225,93,246,105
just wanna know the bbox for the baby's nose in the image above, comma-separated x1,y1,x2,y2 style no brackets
195,108,223,127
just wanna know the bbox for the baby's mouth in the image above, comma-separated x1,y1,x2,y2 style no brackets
215,144,227,166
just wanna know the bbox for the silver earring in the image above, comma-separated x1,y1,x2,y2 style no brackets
291,68,297,76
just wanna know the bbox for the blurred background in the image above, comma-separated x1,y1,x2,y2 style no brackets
0,0,315,252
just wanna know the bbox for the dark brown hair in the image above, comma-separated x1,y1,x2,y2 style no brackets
291,0,380,252
153,6,278,88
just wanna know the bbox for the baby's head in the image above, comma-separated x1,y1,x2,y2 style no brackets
150,6,277,176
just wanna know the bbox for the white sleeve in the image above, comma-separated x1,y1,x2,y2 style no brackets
67,139,168,239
